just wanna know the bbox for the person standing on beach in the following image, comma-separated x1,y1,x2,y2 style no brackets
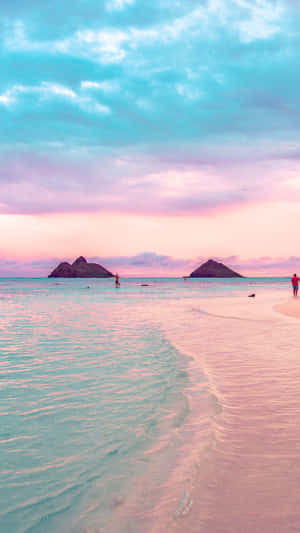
115,273,120,288
291,274,300,296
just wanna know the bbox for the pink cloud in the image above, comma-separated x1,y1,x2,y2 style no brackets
1,145,300,216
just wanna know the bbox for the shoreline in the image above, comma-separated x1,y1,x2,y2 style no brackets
152,292,300,532
274,296,300,319
100,304,213,533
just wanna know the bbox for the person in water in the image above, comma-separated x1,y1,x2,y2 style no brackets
115,273,120,288
291,273,300,296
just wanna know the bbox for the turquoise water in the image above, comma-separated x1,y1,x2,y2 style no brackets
0,277,290,532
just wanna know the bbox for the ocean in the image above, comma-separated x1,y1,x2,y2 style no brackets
0,277,292,533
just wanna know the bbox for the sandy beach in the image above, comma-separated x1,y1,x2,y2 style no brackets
151,292,300,533
274,297,300,319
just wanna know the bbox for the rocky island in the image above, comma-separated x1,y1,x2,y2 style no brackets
189,259,243,278
48,256,114,278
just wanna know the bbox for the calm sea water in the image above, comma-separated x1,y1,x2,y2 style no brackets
0,277,290,533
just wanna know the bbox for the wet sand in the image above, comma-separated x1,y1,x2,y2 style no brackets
274,296,300,319
156,292,300,533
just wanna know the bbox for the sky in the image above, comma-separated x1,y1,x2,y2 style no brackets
1,0,300,276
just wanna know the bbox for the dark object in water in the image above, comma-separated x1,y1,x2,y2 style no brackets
248,293,256,298
141,284,149,286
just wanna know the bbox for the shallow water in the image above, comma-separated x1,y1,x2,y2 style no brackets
0,277,294,532
159,292,300,533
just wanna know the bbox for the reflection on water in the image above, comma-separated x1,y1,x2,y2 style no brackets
0,278,194,533
0,277,294,533
160,293,300,533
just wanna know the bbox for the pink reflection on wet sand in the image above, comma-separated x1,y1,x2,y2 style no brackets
154,294,300,533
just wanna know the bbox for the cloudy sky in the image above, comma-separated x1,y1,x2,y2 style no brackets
1,0,300,276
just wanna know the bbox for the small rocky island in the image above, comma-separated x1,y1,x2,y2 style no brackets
189,259,243,278
48,256,114,278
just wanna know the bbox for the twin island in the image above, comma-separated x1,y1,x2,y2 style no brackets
48,256,243,278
